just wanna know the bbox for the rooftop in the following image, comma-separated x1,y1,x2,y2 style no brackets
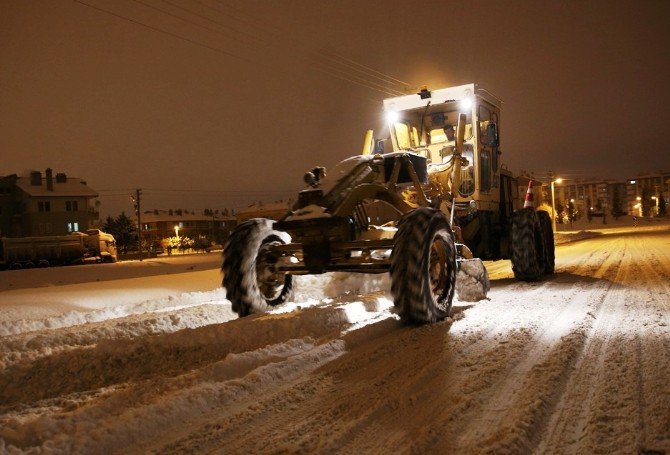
15,175,98,198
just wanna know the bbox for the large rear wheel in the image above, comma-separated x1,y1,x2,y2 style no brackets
536,210,555,275
222,218,293,317
390,208,457,323
511,207,546,281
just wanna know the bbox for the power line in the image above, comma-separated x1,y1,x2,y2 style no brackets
208,0,410,90
131,0,256,50
159,0,264,45
74,0,260,66
77,0,395,100
312,66,400,97
199,0,410,93
161,0,404,96
318,51,410,89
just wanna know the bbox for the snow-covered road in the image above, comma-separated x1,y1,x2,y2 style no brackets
0,226,668,454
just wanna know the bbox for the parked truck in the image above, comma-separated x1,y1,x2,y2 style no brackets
1,229,117,269
222,83,555,324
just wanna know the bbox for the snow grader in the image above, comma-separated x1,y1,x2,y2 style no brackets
223,84,555,323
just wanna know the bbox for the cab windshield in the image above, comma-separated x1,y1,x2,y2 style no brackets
390,104,473,150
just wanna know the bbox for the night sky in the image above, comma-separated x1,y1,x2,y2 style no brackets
2,0,669,217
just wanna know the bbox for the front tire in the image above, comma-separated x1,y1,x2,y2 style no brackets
222,218,293,317
511,208,546,281
390,208,457,324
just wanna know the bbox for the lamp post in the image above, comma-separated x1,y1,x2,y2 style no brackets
550,177,563,233
652,196,658,216
569,198,575,230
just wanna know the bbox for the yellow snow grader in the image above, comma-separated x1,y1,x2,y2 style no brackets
223,84,555,323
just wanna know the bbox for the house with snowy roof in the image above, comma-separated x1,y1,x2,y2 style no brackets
0,168,100,237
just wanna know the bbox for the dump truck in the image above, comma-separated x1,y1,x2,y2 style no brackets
1,229,118,269
223,83,555,323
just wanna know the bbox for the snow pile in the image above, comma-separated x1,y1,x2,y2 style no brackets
0,338,346,454
0,287,229,337
455,258,490,302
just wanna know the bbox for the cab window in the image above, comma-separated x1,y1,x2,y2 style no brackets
393,122,418,149
459,145,476,196
478,104,499,173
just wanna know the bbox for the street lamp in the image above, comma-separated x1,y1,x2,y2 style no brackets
550,177,563,233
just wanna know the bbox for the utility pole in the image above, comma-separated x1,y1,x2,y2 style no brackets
136,188,142,261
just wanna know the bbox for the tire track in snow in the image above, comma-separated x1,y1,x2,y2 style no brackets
536,233,670,454
506,237,627,453
429,237,626,453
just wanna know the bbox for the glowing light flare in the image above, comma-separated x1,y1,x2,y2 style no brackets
459,97,473,111
386,110,400,124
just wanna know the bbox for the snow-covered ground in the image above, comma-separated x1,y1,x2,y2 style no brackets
0,223,669,454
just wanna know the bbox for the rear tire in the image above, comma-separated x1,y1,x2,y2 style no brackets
511,207,546,281
390,208,457,324
222,218,293,317
536,210,555,274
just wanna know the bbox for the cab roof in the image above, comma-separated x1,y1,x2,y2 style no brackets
382,83,501,112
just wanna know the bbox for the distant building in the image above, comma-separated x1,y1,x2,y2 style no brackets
544,169,669,217
137,210,236,245
555,179,626,216
625,171,670,215
0,169,99,237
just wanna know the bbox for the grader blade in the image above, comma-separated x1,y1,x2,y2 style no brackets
455,258,490,302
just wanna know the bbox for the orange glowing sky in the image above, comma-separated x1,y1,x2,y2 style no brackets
1,0,669,216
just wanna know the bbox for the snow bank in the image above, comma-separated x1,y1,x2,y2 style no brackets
0,287,228,337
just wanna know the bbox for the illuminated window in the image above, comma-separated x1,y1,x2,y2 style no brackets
393,122,413,149
429,128,447,143
459,145,476,196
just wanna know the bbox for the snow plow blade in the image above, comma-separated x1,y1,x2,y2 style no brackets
455,258,490,302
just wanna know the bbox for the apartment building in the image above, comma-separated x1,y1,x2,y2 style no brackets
138,209,237,245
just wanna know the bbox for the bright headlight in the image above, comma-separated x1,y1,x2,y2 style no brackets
460,98,473,111
386,110,399,123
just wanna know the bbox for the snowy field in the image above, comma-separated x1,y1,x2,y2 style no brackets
0,221,669,454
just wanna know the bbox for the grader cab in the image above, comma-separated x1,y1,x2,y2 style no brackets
222,84,555,324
